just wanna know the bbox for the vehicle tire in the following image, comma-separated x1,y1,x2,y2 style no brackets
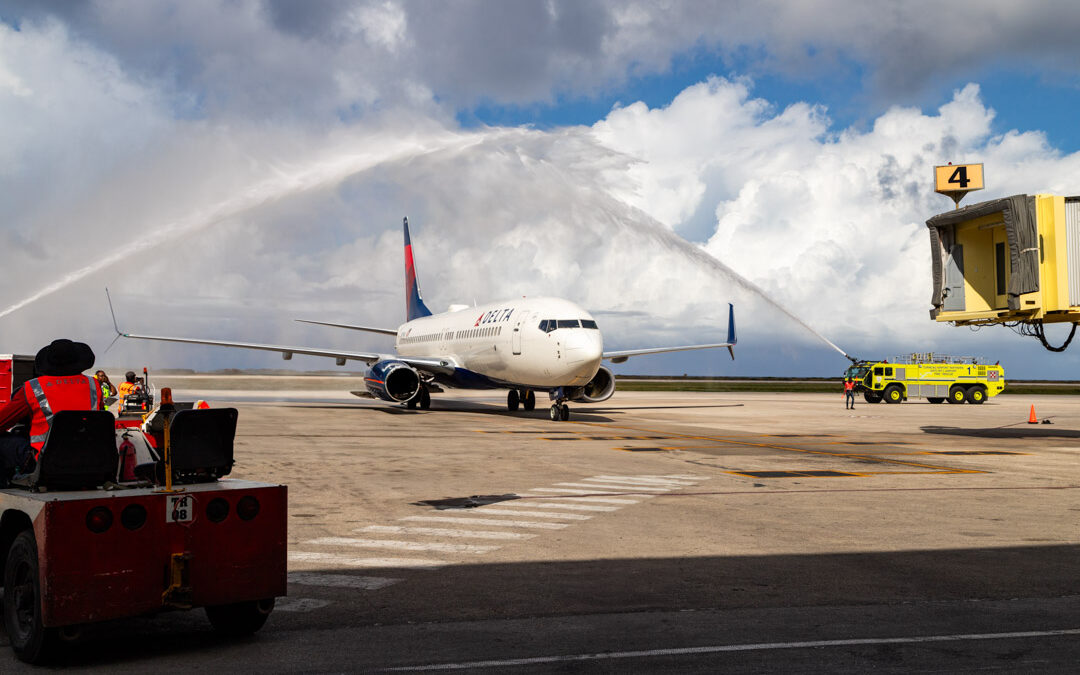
966,386,986,405
863,391,882,404
926,397,945,404
948,386,966,404
522,390,536,411
205,598,275,636
419,388,431,410
549,404,560,421
4,530,58,664
559,404,570,421
883,385,904,404
406,398,417,409
507,389,520,412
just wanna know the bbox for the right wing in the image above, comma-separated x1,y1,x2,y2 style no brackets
295,319,398,336
117,330,457,376
119,331,384,365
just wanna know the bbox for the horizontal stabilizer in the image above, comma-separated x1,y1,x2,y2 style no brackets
296,319,398,336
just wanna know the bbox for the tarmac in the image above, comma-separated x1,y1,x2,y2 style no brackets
3,384,1079,672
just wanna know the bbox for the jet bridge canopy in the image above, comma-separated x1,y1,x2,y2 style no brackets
927,193,1080,325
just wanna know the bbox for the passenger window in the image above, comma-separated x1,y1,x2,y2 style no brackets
873,367,883,376
581,319,598,329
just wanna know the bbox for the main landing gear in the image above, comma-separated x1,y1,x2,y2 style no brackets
506,389,536,412
406,385,431,410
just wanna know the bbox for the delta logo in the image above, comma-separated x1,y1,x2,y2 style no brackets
474,308,514,327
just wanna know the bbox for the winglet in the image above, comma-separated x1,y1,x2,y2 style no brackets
726,303,736,360
403,217,433,321
103,288,124,356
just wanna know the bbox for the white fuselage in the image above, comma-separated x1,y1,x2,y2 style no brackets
395,297,603,389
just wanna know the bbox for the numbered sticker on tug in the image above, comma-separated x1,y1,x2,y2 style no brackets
167,495,194,523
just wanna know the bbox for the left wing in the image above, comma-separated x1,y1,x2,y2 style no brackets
603,304,736,364
295,319,398,336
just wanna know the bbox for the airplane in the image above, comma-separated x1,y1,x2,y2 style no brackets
111,218,736,421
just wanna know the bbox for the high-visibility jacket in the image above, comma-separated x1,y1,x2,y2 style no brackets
117,381,138,409
844,380,855,392
23,375,101,457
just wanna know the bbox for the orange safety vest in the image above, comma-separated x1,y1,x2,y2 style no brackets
23,375,100,456
844,380,855,392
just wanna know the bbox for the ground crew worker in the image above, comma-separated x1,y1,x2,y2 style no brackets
0,339,102,484
94,370,116,399
844,377,856,410
117,370,139,411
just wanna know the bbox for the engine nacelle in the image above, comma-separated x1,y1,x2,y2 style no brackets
365,360,421,403
571,365,616,403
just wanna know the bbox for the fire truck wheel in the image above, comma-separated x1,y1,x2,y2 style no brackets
3,530,58,664
927,397,945,404
883,385,904,404
205,598,275,636
948,386,966,404
863,391,882,404
966,386,987,404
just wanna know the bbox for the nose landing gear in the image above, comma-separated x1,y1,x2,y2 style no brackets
548,403,570,421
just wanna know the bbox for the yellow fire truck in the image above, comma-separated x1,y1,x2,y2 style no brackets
843,353,1005,404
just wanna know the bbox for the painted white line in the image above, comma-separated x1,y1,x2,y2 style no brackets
288,572,400,590
381,628,1080,671
288,551,447,569
275,598,331,612
307,537,500,554
476,508,591,520
506,502,618,512
653,474,705,480
561,482,670,492
530,488,654,498
588,476,699,486
402,515,568,530
519,495,641,505
359,525,537,540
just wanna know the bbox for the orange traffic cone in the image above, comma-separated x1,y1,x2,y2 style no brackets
1028,404,1038,424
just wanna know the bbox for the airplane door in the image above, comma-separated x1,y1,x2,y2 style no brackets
512,318,523,355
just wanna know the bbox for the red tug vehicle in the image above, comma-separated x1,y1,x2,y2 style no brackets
0,354,287,664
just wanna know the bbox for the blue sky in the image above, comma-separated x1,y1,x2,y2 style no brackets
5,1,1080,379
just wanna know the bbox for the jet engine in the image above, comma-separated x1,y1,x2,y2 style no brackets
365,360,421,402
571,365,616,403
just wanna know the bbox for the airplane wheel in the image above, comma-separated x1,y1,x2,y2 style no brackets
549,404,560,421
406,398,417,409
507,389,520,412
559,404,570,421
419,388,431,410
522,390,536,411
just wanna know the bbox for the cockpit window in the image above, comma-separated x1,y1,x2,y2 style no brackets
580,319,598,329
557,319,580,329
539,320,555,333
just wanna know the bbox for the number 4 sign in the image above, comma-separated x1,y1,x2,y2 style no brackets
935,163,984,207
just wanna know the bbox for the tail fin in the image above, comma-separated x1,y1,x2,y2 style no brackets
726,303,737,360
403,217,433,321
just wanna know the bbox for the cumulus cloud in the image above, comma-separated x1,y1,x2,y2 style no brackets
5,2,1080,378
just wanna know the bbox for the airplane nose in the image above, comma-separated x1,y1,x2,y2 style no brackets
564,332,602,365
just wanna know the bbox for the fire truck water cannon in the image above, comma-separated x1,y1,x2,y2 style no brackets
927,193,1080,351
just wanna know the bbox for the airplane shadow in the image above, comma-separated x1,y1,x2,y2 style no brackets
921,425,1080,439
